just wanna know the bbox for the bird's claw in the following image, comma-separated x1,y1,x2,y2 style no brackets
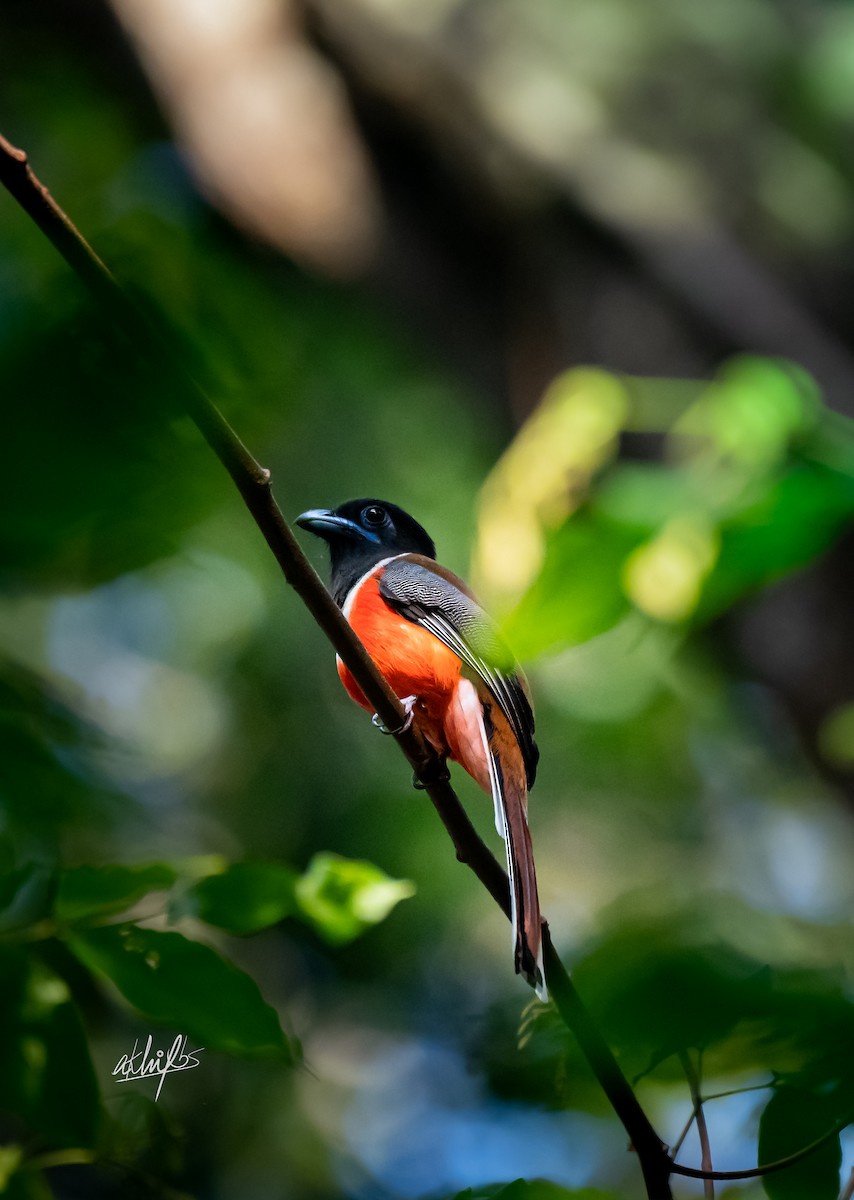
412,760,451,790
372,695,417,736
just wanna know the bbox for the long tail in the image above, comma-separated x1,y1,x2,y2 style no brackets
483,710,546,1000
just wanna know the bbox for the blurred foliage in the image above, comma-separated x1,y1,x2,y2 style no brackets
0,842,415,1193
172,861,300,935
4,1,854,1199
171,854,414,942
480,357,854,657
451,1184,616,1200
295,853,416,946
758,1085,842,1200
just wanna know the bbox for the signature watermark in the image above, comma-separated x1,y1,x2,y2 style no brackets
112,1034,203,1101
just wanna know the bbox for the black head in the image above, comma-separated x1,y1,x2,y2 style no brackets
296,499,437,606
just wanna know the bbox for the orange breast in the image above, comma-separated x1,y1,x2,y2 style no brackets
338,569,462,736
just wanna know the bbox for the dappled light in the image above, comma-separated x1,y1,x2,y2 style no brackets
622,513,718,622
474,368,629,609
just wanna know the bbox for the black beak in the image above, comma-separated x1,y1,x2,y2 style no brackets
295,509,375,542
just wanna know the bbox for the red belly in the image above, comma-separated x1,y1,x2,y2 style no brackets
338,571,464,758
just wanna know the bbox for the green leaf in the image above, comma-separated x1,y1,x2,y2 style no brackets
0,660,124,853
0,949,100,1149
0,1146,23,1192
758,1084,842,1200
697,461,854,620
502,509,640,659
0,296,221,590
2,1167,54,1200
55,864,176,924
173,862,298,934
593,463,706,531
69,925,293,1059
295,853,415,946
30,977,101,1147
450,1184,615,1200
0,865,56,935
100,1092,186,1176
676,356,820,469
0,949,32,1115
492,359,854,648
573,927,760,1065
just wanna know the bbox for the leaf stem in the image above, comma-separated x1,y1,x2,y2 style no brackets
669,1104,854,1182
678,1050,714,1198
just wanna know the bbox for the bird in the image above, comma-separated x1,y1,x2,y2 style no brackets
296,498,545,996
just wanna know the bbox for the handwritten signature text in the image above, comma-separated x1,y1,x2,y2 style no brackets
112,1034,203,1101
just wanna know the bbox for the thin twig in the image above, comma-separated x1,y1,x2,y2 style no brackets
669,1104,854,1181
678,1051,714,1199
702,1081,775,1104
0,132,673,1199
839,1165,854,1200
669,1106,697,1162
671,1078,775,1159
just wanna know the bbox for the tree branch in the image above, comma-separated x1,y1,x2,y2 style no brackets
669,1104,854,1183
0,131,672,1200
677,1050,713,1198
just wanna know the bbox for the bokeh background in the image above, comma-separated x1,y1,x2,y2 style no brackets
3,2,854,1198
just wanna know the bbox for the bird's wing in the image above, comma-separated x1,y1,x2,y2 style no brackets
379,554,538,788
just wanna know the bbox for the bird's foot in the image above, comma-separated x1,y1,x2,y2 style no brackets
372,695,417,736
412,758,451,790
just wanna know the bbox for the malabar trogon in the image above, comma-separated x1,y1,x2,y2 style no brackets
296,498,545,995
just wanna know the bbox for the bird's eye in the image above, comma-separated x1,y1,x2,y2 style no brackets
362,505,387,527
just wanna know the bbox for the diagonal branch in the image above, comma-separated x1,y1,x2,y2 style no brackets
0,131,673,1200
